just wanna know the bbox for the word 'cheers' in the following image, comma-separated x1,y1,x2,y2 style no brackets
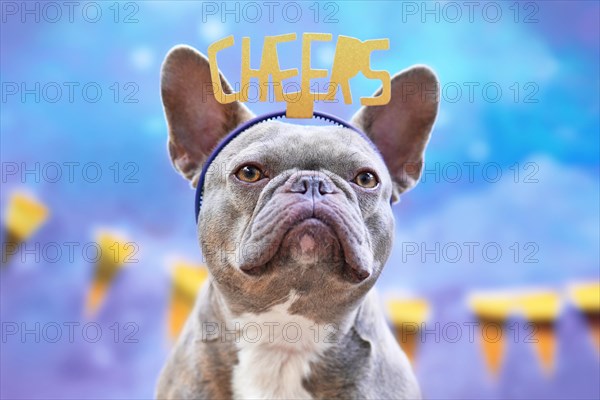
208,33,391,118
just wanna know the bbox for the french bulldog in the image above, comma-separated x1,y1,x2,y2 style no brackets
156,45,439,399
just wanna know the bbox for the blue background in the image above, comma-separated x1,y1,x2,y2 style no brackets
1,1,599,399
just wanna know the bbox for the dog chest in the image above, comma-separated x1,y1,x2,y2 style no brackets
230,291,331,399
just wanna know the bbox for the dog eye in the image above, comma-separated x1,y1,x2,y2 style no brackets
235,165,264,183
353,171,379,189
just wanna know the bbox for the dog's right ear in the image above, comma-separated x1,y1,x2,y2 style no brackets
161,45,254,186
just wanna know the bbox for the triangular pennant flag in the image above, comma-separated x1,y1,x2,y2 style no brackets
469,293,514,378
586,313,600,353
85,231,134,316
568,282,600,353
386,298,430,364
169,261,209,340
515,291,560,376
2,192,49,266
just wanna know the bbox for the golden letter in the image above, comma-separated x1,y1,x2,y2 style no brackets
359,38,390,106
260,34,298,102
241,34,298,102
208,36,239,103
240,37,255,102
286,33,332,118
327,36,390,106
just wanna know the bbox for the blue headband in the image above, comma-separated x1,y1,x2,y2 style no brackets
195,110,380,221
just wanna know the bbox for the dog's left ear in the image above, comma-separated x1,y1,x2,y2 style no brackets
352,66,439,202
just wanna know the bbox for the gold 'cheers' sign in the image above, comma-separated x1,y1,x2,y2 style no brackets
208,33,391,118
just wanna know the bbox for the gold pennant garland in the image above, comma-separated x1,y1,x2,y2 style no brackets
384,285,599,378
468,290,562,378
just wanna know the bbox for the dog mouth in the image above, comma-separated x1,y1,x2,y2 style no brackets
279,217,342,262
238,204,372,283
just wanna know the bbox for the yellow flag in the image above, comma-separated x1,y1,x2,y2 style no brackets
2,192,49,265
169,261,209,340
469,293,514,378
386,298,430,364
85,231,135,316
514,291,561,376
4,192,49,241
569,282,600,352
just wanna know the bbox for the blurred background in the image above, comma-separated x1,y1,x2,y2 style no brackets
1,1,598,399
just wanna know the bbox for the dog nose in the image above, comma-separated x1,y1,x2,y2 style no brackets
288,173,334,197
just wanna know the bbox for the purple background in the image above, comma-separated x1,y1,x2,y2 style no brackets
1,1,599,399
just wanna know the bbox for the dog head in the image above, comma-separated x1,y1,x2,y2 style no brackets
161,45,439,323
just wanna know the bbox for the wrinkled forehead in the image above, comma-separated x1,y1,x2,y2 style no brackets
218,121,384,170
